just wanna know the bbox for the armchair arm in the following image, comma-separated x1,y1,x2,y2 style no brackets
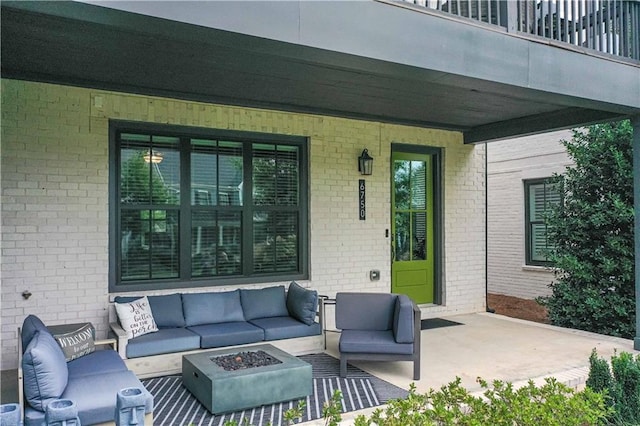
109,322,128,359
17,328,24,417
94,338,117,351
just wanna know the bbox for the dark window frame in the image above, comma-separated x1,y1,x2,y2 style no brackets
109,120,309,293
524,177,560,266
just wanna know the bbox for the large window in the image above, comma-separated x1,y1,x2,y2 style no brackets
524,178,561,266
110,122,308,291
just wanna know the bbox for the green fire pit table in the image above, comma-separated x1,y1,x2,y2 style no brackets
182,344,312,414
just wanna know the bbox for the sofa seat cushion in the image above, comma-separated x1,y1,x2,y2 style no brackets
187,322,264,349
249,316,321,340
240,286,289,320
62,370,153,425
126,328,201,358
182,290,245,326
339,330,413,355
67,349,128,379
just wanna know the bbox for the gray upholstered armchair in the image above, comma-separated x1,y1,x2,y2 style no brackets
335,292,421,380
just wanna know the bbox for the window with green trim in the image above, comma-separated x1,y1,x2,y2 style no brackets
524,178,561,266
110,122,308,291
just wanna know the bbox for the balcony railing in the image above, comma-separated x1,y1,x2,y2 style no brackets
397,0,640,61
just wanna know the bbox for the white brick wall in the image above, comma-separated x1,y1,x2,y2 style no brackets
487,131,573,300
1,79,486,370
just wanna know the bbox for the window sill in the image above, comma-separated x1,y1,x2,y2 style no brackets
521,265,554,273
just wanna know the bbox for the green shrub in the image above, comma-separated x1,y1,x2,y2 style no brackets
587,349,640,425
354,377,608,426
541,121,635,338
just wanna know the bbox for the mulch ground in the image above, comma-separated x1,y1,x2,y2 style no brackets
487,293,549,324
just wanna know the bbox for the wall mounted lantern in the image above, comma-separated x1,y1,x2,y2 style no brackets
358,149,374,175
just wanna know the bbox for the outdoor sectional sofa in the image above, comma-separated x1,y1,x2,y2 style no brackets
110,283,324,378
18,315,153,426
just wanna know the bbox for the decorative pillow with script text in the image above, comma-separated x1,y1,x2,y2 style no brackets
115,296,158,339
53,323,96,361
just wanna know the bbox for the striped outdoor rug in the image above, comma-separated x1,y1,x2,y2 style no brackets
143,353,409,426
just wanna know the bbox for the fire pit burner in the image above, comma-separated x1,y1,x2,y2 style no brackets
212,350,282,371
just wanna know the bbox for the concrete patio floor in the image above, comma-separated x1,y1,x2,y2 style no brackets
305,311,639,425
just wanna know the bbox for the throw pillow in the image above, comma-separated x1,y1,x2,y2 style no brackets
21,314,48,353
52,323,96,362
22,330,69,411
286,281,318,326
114,296,159,339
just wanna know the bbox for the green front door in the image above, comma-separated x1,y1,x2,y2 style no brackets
391,151,435,304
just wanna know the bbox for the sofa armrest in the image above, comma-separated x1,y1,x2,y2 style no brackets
109,322,128,359
393,295,417,343
17,327,24,416
94,338,117,351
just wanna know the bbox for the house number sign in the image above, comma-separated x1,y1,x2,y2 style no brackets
359,179,366,220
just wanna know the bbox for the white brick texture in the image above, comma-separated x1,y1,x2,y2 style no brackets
487,131,573,300
1,79,485,370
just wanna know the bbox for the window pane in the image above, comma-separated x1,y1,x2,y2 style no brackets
191,211,241,277
394,160,410,210
120,148,179,205
253,212,298,273
253,145,299,206
529,183,546,221
531,223,548,262
121,209,179,280
153,149,180,205
412,212,427,260
191,141,243,206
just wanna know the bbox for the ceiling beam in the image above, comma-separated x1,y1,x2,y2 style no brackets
464,108,626,144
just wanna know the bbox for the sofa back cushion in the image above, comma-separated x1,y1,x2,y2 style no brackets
22,330,69,411
240,286,289,320
286,282,318,325
148,294,185,328
336,293,396,331
393,295,415,343
114,294,185,328
21,314,48,353
182,290,245,326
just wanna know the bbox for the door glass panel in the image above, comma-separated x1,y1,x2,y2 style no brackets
394,160,410,210
412,212,427,260
394,212,410,261
410,161,426,209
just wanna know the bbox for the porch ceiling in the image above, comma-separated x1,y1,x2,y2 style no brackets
2,1,639,143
